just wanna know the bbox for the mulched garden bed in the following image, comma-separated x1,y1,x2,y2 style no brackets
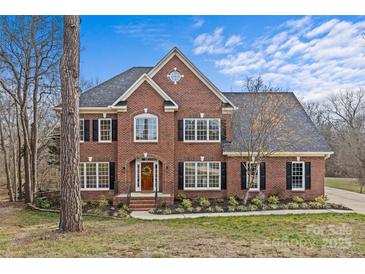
149,195,350,215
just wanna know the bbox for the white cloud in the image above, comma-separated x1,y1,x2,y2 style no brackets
305,19,339,38
210,16,365,101
192,17,204,28
193,28,242,55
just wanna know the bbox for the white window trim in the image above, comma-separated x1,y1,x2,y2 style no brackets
133,113,159,143
183,161,221,190
183,118,221,143
291,161,305,191
246,162,260,191
98,118,112,143
80,118,84,143
80,162,110,191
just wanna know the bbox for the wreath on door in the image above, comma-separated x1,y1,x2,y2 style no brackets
142,166,152,176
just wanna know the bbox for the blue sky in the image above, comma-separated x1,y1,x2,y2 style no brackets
80,16,365,101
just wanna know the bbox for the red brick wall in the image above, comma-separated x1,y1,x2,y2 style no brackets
226,156,325,200
78,54,325,203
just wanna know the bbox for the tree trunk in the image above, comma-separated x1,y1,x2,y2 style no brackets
0,122,15,202
59,15,83,232
16,107,23,200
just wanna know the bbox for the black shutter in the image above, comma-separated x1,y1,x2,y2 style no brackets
286,162,292,190
92,120,98,141
221,162,227,189
221,119,226,142
178,120,183,141
112,119,118,141
109,162,115,190
305,162,311,190
260,162,266,190
178,162,184,190
241,163,247,189
84,120,90,142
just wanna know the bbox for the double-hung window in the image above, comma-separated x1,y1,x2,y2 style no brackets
184,162,220,190
80,162,109,190
246,162,260,191
134,113,158,142
183,119,220,142
99,119,112,142
80,119,84,142
291,161,305,191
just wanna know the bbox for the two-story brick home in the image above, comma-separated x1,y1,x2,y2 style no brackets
55,47,332,210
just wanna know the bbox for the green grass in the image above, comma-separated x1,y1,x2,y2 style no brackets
0,205,365,257
326,177,364,194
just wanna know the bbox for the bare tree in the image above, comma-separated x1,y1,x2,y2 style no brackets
234,77,298,204
0,16,62,202
59,15,83,232
325,89,365,192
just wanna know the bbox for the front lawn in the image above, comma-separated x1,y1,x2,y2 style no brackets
0,204,364,257
326,177,364,194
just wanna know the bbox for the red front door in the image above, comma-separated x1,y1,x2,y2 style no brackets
141,162,154,191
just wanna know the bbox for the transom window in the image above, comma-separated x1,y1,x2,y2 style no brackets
292,161,305,190
80,119,84,142
80,162,109,190
183,119,220,142
99,119,112,142
184,162,220,190
246,162,260,191
134,113,158,142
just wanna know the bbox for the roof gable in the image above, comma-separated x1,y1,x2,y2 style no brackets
111,74,178,110
148,47,237,109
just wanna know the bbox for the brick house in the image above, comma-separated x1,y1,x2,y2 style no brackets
55,47,332,210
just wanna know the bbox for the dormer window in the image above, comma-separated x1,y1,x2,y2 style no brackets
168,68,184,84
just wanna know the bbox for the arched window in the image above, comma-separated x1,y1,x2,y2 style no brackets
134,113,158,142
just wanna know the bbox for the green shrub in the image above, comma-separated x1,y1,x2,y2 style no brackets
287,202,299,209
314,195,326,205
175,207,185,214
156,209,163,214
279,204,289,210
88,200,99,207
206,207,214,213
236,205,247,212
234,195,242,202
267,195,279,205
228,196,239,207
148,208,156,214
162,208,172,215
81,200,88,208
176,193,187,202
116,208,129,218
227,206,236,212
214,206,224,212
292,196,304,204
309,202,323,209
193,206,202,213
248,205,258,211
33,198,50,209
250,197,263,207
186,207,194,213
299,202,309,209
268,204,278,210
97,199,110,208
261,204,269,210
216,198,225,204
197,197,210,208
182,199,192,209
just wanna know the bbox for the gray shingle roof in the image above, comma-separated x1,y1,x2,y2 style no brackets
223,92,332,153
79,67,152,107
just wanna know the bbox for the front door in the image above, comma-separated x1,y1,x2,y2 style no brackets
141,162,154,191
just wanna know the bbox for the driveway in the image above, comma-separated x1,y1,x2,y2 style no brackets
326,187,365,214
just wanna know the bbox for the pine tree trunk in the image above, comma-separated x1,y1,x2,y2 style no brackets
59,15,83,232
